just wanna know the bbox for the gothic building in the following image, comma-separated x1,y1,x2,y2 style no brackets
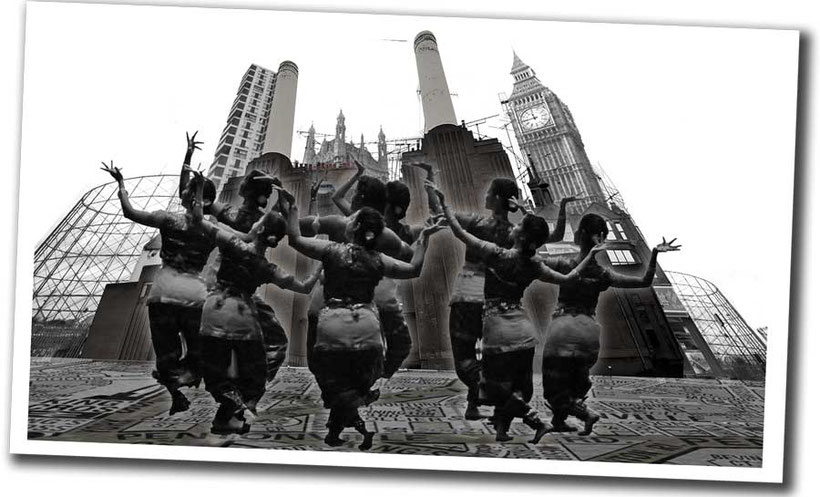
301,110,389,183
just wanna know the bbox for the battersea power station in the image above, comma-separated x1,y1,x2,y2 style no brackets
31,31,766,382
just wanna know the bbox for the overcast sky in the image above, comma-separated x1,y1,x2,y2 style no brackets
19,2,798,332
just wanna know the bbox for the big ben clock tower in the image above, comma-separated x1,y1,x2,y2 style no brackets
502,52,607,214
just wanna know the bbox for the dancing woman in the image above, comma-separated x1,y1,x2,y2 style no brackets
101,154,216,415
301,161,411,383
192,175,321,434
332,161,437,379
542,213,680,436
434,186,600,442
283,190,443,450
436,173,575,420
185,160,290,383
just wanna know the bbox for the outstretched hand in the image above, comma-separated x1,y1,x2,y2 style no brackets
186,131,203,153
420,217,447,239
353,157,366,175
509,198,532,214
656,237,681,253
310,172,328,198
100,160,124,184
409,161,434,179
590,242,608,255
560,195,578,206
252,173,280,186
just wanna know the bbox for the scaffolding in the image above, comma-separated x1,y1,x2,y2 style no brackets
31,174,182,356
666,271,766,381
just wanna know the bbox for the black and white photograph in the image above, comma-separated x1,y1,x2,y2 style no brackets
4,0,804,488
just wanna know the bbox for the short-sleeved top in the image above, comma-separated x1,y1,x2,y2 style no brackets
146,212,215,307
156,212,215,274
321,242,384,305
550,257,613,314
459,214,514,266
216,204,264,234
214,237,280,297
482,245,542,302
450,214,515,304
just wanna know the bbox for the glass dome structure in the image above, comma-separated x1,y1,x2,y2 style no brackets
666,271,766,381
31,175,182,356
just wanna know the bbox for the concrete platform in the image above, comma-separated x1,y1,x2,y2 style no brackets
27,358,765,466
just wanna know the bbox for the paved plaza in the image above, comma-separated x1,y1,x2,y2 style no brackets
27,358,765,466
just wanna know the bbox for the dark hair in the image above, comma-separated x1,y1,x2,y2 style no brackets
259,211,287,245
354,176,387,213
519,214,550,257
239,170,274,200
386,181,411,215
188,175,217,203
489,177,519,212
352,207,385,249
575,213,608,246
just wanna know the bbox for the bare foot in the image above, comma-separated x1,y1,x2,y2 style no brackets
579,413,600,436
549,421,578,433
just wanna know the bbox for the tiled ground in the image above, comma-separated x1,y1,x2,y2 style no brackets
27,358,765,466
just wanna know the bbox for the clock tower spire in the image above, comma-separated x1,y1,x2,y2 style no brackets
502,51,607,213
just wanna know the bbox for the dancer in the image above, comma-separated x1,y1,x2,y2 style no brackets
542,213,680,436
283,189,444,450
434,185,600,442
189,164,290,383
192,174,321,434
438,173,575,420
332,161,437,379
101,158,216,415
301,160,412,381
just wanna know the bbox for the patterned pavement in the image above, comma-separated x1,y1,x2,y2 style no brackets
27,358,765,466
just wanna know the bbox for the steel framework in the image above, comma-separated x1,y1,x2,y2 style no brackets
32,174,182,330
666,271,766,380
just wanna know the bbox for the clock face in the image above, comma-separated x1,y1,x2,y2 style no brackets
520,106,552,130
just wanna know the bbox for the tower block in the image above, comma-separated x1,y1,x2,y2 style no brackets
218,60,316,366
399,32,517,369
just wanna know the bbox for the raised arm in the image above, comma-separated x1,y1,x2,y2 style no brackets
430,182,498,259
189,172,255,243
267,263,323,295
373,227,414,262
179,131,203,198
331,157,365,216
546,196,576,243
101,161,168,228
609,237,681,288
381,219,445,279
537,243,606,284
308,173,327,216
283,191,333,260
409,161,442,216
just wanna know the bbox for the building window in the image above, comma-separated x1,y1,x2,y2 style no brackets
234,159,241,168
606,222,617,240
614,221,627,239
607,249,638,265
